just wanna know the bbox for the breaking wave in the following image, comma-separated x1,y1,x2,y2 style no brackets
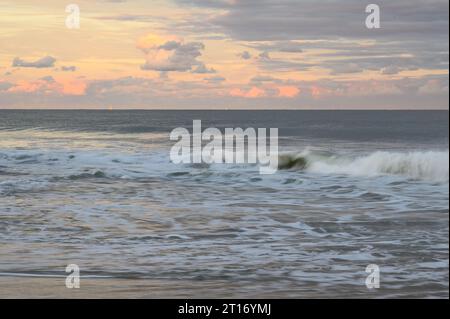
279,149,449,182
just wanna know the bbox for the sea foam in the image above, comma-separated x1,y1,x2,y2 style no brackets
279,149,449,182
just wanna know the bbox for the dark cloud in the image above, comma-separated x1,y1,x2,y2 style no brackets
192,63,216,74
250,75,282,84
176,0,230,9
61,66,77,72
204,76,226,83
175,0,448,74
258,51,270,60
140,40,215,73
39,76,56,82
159,41,182,50
246,38,447,74
238,51,252,60
12,56,56,68
329,63,364,75
94,13,169,24
177,0,448,41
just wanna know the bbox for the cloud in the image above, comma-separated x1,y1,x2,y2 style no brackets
276,42,304,53
7,77,61,94
0,82,13,91
95,14,156,21
230,87,266,98
329,63,364,75
238,51,252,60
2,75,86,97
1,74,447,109
204,76,226,83
176,0,448,75
179,0,448,41
226,73,448,105
61,66,77,72
137,34,181,53
230,81,300,99
40,76,55,82
381,66,401,75
248,38,448,74
258,51,271,60
159,40,182,50
254,41,304,53
192,63,216,74
418,78,449,95
277,86,300,97
250,75,282,84
138,34,213,73
12,56,56,68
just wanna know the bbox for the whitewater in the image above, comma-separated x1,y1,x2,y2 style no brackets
278,149,449,182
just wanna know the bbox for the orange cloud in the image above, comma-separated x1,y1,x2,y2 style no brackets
62,80,86,95
6,78,86,96
246,87,266,98
7,80,41,93
8,79,60,94
277,86,300,98
230,87,266,98
231,85,300,98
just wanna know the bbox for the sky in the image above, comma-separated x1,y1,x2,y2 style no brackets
0,0,448,109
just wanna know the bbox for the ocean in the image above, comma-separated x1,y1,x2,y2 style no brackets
0,110,448,298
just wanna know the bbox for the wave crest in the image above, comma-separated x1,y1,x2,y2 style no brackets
279,149,449,182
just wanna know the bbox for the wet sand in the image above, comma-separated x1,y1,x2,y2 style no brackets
1,276,447,299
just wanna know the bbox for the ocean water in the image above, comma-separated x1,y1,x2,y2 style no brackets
0,110,448,298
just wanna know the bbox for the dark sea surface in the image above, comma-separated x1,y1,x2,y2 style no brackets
0,110,448,298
